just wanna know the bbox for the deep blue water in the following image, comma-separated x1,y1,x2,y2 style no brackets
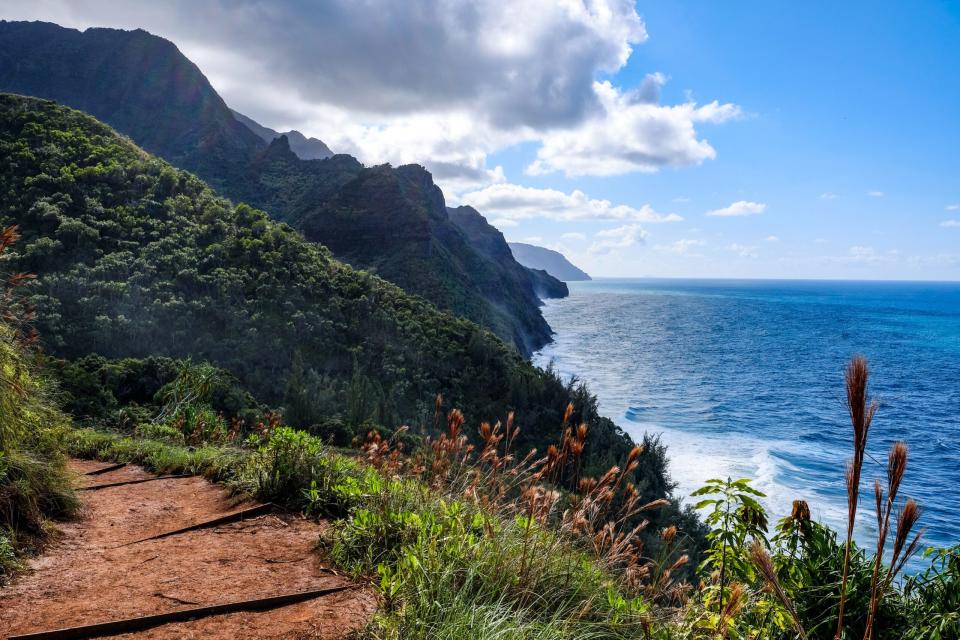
534,279,960,556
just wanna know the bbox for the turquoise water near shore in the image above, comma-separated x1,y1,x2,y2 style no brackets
534,279,960,555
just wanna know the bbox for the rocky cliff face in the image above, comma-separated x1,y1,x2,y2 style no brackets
0,21,560,356
448,206,568,301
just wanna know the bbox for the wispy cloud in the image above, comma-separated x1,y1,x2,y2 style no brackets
490,218,518,228
941,219,960,228
705,200,767,217
561,232,587,241
726,243,758,258
655,238,706,255
946,204,960,211
462,183,682,222
819,192,838,200
867,191,885,197
765,235,779,242
588,224,648,254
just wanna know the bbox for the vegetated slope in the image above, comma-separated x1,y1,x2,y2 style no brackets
509,242,592,281
0,20,260,195
231,109,333,160
0,94,694,530
0,21,558,355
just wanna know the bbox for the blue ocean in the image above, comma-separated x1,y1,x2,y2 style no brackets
534,279,960,555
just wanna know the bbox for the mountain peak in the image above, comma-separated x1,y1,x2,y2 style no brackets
231,109,333,160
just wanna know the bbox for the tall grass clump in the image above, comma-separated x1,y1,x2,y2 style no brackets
0,225,77,579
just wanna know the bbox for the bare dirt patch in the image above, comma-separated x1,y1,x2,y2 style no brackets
0,460,375,639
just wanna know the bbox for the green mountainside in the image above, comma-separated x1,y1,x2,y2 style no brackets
0,20,560,355
0,94,695,531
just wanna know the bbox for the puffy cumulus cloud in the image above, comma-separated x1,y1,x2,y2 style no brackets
15,0,643,125
8,0,739,193
527,80,741,177
706,200,767,217
588,224,647,254
655,238,706,255
460,183,682,222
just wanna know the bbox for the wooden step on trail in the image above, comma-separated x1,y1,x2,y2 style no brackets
8,586,359,640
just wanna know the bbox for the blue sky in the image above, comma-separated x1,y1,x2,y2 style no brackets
9,1,960,279
490,1,960,279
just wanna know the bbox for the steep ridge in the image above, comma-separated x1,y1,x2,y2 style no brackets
509,242,592,281
447,204,568,304
0,21,559,355
0,20,261,193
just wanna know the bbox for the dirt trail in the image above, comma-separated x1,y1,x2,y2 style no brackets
0,460,375,639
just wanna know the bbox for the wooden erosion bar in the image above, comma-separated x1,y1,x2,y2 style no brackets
82,462,127,476
7,585,357,640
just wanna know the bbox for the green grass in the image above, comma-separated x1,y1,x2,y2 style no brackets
64,426,662,639
63,428,247,482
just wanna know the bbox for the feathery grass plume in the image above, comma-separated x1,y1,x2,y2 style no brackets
888,499,924,583
837,355,878,639
864,442,911,638
749,538,809,640
719,582,745,635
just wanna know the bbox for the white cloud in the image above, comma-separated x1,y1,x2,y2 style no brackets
726,243,758,258
820,192,838,200
528,79,741,177
524,236,544,244
946,204,960,211
705,200,767,217
867,191,885,197
561,232,587,241
588,224,647,254
840,245,888,265
765,235,779,242
655,238,706,255
7,0,739,192
490,218,518,228
461,183,682,222
941,220,960,228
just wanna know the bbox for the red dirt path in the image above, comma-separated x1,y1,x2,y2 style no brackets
0,460,375,639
